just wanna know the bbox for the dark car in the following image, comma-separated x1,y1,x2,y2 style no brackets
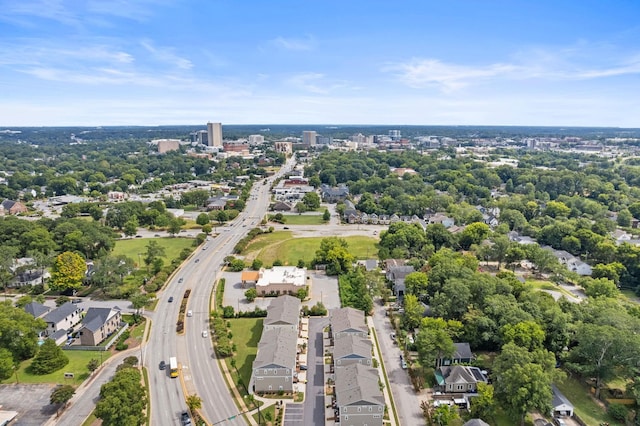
159,360,166,370
195,259,200,263
181,411,192,426
168,296,174,303
283,226,289,229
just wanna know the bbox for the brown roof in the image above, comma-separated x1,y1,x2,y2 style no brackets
241,271,260,282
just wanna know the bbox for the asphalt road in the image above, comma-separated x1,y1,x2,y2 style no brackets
51,350,133,426
371,300,425,426
148,155,297,426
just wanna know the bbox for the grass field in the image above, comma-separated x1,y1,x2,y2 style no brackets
244,233,378,265
112,237,195,266
225,318,263,395
269,214,326,225
3,350,112,385
555,375,614,425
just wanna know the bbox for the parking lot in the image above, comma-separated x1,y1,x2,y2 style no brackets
222,270,340,312
0,384,57,426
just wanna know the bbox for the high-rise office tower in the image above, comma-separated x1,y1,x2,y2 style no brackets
207,122,223,147
389,130,401,141
302,130,317,146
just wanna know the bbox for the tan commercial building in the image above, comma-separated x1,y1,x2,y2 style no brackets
255,266,308,296
155,139,180,154
207,122,223,147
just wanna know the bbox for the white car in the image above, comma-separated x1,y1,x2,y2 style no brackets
201,330,208,338
187,310,193,317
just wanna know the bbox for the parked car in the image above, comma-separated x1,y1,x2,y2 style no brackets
195,259,200,263
159,360,166,370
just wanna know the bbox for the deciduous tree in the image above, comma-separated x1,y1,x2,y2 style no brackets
50,251,86,293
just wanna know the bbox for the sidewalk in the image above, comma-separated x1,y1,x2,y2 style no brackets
367,316,399,426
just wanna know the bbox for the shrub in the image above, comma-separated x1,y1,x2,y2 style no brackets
222,306,235,318
608,403,628,421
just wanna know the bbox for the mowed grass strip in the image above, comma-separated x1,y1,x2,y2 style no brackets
4,350,111,385
112,237,195,265
255,235,378,266
226,318,263,392
274,214,326,225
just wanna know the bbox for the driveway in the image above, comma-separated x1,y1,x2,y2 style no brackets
303,317,329,425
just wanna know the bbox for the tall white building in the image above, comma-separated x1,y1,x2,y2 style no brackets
389,130,401,141
207,122,223,147
302,130,317,146
248,134,265,145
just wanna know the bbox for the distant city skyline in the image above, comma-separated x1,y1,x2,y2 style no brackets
1,1,639,127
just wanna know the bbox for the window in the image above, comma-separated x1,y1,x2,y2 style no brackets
357,407,361,412
457,385,464,391
264,369,268,374
368,407,372,412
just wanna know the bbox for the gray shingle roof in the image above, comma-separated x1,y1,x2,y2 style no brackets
551,384,574,409
453,342,473,360
463,420,490,426
335,364,384,407
24,301,50,318
43,302,80,325
81,306,121,332
330,307,368,335
252,327,297,369
334,335,372,361
264,295,300,327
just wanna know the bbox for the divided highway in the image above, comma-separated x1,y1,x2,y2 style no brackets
149,157,295,425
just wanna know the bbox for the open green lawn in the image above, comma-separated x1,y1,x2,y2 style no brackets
245,234,377,265
3,350,111,386
243,231,293,254
269,214,326,225
555,375,616,425
112,237,195,266
225,318,263,394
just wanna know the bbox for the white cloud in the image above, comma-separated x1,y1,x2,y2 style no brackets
140,40,193,70
390,59,519,91
390,54,640,92
271,36,315,51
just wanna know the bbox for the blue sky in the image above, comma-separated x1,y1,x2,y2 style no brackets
1,0,640,127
